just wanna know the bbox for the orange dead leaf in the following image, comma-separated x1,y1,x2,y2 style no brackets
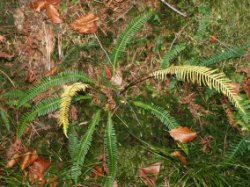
46,4,63,24
209,35,218,43
20,150,39,170
91,165,104,178
29,157,51,185
70,13,99,34
169,126,197,143
171,151,188,165
138,162,161,187
46,0,60,5
104,65,112,80
29,0,47,12
6,154,20,168
70,105,78,121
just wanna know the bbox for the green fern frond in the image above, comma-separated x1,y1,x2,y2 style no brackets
17,97,60,138
3,90,25,99
110,10,154,72
152,66,245,115
224,136,250,162
200,45,248,66
133,101,179,130
68,133,79,160
61,42,97,66
160,43,186,68
0,108,10,131
194,4,210,39
17,71,93,108
70,111,101,183
58,82,88,136
104,112,117,187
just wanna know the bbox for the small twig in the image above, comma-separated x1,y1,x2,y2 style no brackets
0,69,15,88
160,0,187,17
94,33,113,67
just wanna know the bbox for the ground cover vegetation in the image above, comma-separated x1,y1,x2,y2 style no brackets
0,0,250,186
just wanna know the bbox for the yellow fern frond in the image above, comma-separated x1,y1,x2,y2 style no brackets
152,65,245,114
58,82,88,137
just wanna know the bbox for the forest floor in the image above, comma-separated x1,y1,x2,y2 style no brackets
0,0,250,186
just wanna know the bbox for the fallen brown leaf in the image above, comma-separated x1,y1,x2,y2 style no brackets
29,157,51,185
104,65,112,80
91,165,104,178
70,13,99,34
44,66,57,77
171,151,187,165
0,35,6,43
46,4,63,24
169,126,197,143
138,162,161,187
29,0,47,12
20,150,39,170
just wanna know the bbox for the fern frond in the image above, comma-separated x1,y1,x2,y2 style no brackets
61,42,97,66
160,43,186,68
133,101,178,130
104,112,117,187
224,136,250,162
3,90,25,99
58,82,88,136
17,97,61,138
194,4,210,39
68,133,79,160
152,66,246,115
0,108,10,131
70,111,101,183
17,70,93,108
110,10,154,72
200,45,248,66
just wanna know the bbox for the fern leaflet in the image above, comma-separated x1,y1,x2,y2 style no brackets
104,112,117,187
17,97,61,138
224,136,250,162
160,43,186,68
58,82,88,136
152,66,246,116
133,101,178,130
0,109,10,131
70,110,100,183
200,45,248,66
17,70,93,108
110,10,154,72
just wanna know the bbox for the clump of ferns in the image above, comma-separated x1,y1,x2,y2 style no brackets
10,8,250,186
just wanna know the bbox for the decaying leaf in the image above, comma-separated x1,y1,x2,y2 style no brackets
29,0,47,12
29,157,51,185
20,150,39,170
104,64,112,80
138,162,161,187
171,151,187,165
70,13,99,34
70,105,78,121
44,66,57,77
46,4,63,24
91,165,104,178
169,126,197,143
0,35,6,43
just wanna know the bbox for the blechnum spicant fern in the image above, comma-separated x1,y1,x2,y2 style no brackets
16,97,60,138
17,70,93,108
104,112,117,187
152,65,250,130
69,110,101,183
110,10,154,73
200,45,249,66
133,101,178,130
194,4,210,40
0,108,10,131
58,82,88,136
160,43,186,69
224,135,250,162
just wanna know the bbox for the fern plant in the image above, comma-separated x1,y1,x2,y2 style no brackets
110,10,154,73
